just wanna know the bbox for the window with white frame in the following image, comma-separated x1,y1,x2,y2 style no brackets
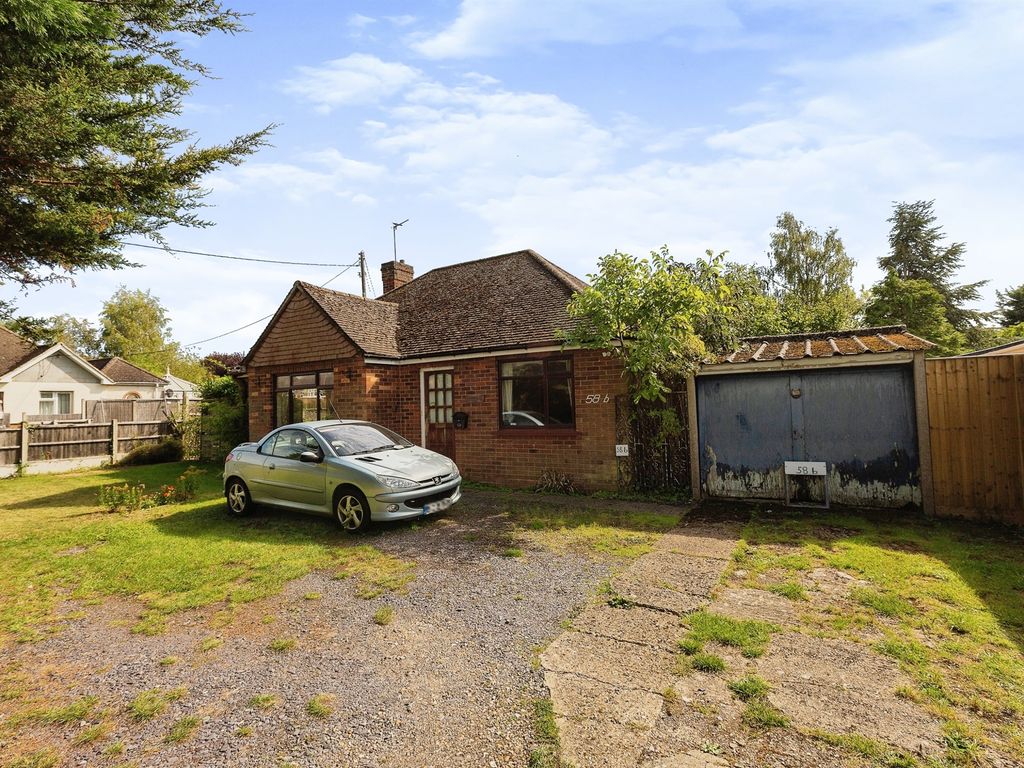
39,391,72,416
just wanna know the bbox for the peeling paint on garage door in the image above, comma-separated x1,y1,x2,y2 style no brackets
697,365,921,508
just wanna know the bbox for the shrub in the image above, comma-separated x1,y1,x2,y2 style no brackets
154,467,205,505
535,469,579,495
98,483,150,513
117,438,183,466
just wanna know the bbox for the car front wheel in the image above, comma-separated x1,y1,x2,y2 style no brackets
226,478,253,516
334,489,370,533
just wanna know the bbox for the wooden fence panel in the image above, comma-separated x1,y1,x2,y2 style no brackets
117,420,171,453
0,427,19,465
0,420,173,467
27,423,112,462
926,354,1024,524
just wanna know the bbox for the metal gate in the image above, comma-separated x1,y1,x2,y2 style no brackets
696,364,921,508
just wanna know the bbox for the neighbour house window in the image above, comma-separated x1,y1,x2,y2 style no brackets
39,391,72,416
499,358,574,428
274,372,333,427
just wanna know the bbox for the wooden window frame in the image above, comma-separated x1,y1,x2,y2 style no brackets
273,371,334,426
496,355,575,430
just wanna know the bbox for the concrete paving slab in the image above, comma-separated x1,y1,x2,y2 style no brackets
710,588,798,625
654,524,742,560
542,630,675,692
571,603,682,650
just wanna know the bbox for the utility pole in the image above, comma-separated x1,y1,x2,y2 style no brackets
358,250,367,299
392,219,408,263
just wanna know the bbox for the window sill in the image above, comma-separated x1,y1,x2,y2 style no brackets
497,427,580,438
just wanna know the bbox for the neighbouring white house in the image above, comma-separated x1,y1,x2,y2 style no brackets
0,327,174,424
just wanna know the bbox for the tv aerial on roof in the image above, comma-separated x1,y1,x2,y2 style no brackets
392,219,409,263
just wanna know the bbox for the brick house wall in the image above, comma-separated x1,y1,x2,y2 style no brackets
247,347,625,490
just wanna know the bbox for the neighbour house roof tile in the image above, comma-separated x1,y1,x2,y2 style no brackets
0,327,38,376
89,357,167,385
716,326,933,365
292,249,586,361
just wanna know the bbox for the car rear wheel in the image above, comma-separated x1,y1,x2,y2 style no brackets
334,488,370,533
226,478,253,516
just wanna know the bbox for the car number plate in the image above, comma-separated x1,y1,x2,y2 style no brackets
423,497,454,515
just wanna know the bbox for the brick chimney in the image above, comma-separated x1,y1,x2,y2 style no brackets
381,259,414,293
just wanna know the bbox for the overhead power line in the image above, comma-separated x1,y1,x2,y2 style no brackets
124,263,360,354
122,241,359,268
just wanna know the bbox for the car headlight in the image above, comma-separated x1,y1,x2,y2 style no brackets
377,475,419,489
451,464,461,478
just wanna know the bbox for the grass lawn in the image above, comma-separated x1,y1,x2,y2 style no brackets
0,462,414,644
726,509,1024,766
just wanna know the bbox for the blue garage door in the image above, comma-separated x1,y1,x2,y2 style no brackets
696,365,920,508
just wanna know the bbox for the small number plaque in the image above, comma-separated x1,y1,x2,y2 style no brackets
615,444,630,457
784,461,826,476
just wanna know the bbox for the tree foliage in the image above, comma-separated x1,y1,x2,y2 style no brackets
879,200,985,330
995,283,1024,328
767,212,860,332
0,0,271,286
4,312,103,355
562,247,732,404
863,272,964,356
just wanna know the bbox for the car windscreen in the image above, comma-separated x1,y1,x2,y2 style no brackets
316,423,412,456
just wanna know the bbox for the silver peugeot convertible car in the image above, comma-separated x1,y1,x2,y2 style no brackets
223,420,461,532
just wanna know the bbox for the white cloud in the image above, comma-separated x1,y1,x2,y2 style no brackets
282,54,422,111
347,13,376,29
412,0,740,58
372,84,615,185
410,0,957,59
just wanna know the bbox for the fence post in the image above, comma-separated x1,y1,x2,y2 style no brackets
111,419,119,462
19,421,29,466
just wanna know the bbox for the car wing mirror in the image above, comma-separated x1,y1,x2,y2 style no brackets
298,450,321,463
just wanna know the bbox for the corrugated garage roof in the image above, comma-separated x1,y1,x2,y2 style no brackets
718,326,933,365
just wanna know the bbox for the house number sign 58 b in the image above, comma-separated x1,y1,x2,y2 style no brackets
584,394,611,404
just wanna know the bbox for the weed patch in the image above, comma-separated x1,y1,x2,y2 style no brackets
727,675,771,702
306,694,333,719
741,698,788,728
684,610,779,658
372,606,394,626
166,715,200,743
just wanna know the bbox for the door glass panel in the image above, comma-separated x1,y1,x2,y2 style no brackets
444,373,452,388
428,391,436,406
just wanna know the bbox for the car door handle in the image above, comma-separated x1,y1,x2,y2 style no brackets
268,462,276,470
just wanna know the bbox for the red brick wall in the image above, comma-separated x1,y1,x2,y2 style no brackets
247,346,626,490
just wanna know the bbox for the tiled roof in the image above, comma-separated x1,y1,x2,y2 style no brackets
0,327,40,375
89,357,167,385
717,326,933,365
381,249,585,358
296,250,585,360
298,282,401,358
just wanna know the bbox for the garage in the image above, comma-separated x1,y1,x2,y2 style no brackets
688,326,934,509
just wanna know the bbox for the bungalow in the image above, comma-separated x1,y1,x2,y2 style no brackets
243,250,626,490
0,327,169,424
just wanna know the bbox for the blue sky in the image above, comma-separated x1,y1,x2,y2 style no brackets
4,0,1022,355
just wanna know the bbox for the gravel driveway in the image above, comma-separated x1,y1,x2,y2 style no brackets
3,493,637,768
